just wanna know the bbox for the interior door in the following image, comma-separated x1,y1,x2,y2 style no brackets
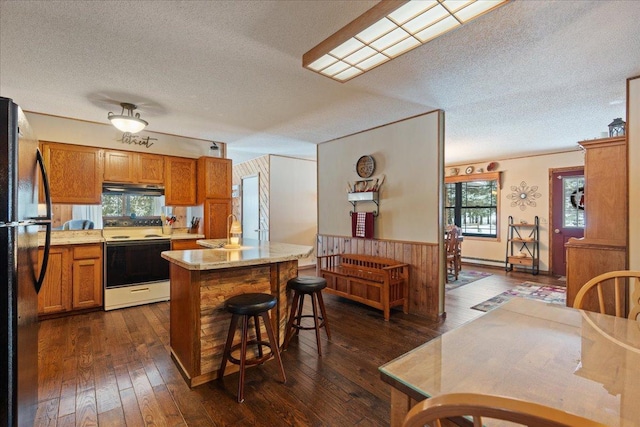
550,168,584,277
241,175,260,241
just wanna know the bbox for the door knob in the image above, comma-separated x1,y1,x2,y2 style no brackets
554,229,560,234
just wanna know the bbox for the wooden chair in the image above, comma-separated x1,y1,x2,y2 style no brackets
402,393,607,427
445,226,461,282
572,270,640,320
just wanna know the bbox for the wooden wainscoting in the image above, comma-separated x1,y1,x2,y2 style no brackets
317,235,440,320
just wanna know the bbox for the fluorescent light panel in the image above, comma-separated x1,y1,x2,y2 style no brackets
303,0,509,82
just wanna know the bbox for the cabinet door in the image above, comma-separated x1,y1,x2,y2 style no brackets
165,156,197,206
137,153,164,184
103,150,136,182
37,247,71,315
171,239,202,250
204,199,231,239
41,142,103,204
197,157,232,202
72,244,103,310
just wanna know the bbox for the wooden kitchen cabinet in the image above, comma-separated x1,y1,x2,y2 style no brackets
165,156,197,206
37,243,103,318
197,156,232,202
103,149,136,182
204,198,231,239
103,150,164,184
137,153,164,184
40,141,103,204
171,238,203,250
71,244,103,310
37,246,71,315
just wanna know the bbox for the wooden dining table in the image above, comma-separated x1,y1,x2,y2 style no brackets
379,298,640,426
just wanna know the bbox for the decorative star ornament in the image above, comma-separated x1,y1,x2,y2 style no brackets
507,181,541,211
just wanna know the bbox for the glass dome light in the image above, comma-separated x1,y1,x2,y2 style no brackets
108,102,148,133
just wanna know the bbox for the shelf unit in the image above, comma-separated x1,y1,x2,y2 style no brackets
505,215,539,275
348,191,379,216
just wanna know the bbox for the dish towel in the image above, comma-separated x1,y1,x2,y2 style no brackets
352,212,374,238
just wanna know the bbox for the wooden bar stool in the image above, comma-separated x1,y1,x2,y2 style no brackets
283,276,331,356
218,293,286,403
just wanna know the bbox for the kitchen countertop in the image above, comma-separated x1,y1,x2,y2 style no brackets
39,230,104,246
161,238,313,270
38,230,205,246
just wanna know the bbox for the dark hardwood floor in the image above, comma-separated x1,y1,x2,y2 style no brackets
35,265,565,426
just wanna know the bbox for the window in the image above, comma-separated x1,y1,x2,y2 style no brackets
562,175,585,228
445,172,500,238
102,194,165,217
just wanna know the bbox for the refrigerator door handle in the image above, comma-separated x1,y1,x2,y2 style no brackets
34,148,52,294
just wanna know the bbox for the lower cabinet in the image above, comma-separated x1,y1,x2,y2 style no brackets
171,238,203,250
38,243,103,317
71,244,103,310
38,246,71,315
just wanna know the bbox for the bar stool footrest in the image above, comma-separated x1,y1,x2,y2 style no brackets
290,314,327,331
228,340,278,366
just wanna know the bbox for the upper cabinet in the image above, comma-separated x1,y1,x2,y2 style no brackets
103,150,136,182
103,150,164,184
165,156,197,206
41,142,205,206
137,153,164,184
197,156,232,202
40,141,103,204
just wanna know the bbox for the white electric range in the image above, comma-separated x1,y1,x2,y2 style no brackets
103,217,171,310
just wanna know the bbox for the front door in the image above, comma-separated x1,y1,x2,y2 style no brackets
550,168,585,277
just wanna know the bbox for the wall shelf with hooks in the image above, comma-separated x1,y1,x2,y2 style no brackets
348,191,379,216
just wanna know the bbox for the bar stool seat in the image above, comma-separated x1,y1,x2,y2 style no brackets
218,293,286,403
283,276,331,356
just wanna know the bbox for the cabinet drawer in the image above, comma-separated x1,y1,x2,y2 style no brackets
507,256,534,266
73,244,102,259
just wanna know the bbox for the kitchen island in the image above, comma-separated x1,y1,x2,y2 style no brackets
161,238,312,387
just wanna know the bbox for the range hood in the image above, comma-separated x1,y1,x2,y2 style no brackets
102,183,165,196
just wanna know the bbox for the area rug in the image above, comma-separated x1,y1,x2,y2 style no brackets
471,282,566,312
446,270,492,291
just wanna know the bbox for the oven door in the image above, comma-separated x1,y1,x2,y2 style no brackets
105,239,170,288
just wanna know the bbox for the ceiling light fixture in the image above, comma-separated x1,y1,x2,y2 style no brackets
303,0,509,82
108,102,148,133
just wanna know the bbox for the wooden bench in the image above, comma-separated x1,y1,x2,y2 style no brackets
317,254,409,321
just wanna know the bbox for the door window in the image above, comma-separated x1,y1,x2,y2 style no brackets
562,176,585,228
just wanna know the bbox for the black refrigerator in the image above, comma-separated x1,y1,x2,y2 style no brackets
0,97,52,426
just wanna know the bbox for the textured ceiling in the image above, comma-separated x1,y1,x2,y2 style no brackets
1,1,639,164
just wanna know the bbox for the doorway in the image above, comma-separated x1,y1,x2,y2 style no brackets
241,175,260,241
549,167,584,277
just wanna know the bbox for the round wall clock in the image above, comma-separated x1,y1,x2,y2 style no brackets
356,155,376,178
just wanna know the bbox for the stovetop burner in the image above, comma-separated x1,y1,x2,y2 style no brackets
103,225,170,243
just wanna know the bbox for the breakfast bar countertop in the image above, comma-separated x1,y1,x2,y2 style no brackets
161,238,313,270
